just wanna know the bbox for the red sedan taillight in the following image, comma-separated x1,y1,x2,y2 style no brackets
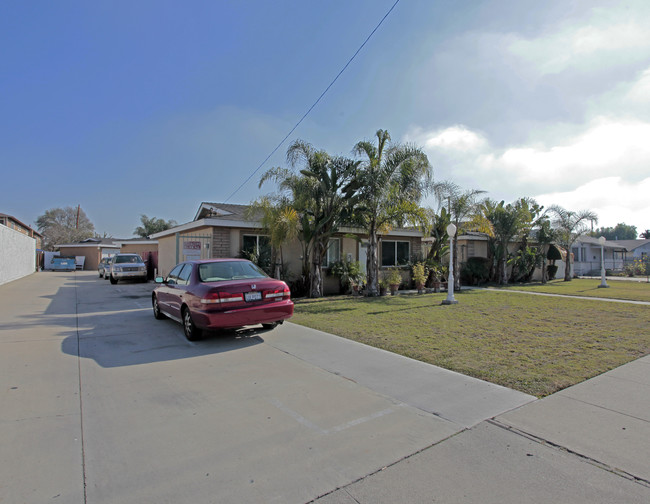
200,292,245,305
264,286,290,301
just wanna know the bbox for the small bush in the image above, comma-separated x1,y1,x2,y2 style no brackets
624,258,649,277
547,264,559,280
411,262,427,288
461,257,490,285
329,260,364,293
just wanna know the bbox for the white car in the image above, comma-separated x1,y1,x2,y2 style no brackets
98,257,111,278
108,253,148,284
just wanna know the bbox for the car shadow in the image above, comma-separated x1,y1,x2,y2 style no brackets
61,323,266,368
27,273,270,368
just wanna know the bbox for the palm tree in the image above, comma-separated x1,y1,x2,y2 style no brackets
420,206,451,267
246,196,299,279
259,140,359,297
549,205,598,281
290,144,359,297
640,230,650,239
259,165,315,289
535,219,556,284
134,215,177,238
434,182,489,289
483,198,542,284
353,130,432,296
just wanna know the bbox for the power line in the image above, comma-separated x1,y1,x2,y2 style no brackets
224,0,401,203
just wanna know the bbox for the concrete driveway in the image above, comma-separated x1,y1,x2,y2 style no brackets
1,271,648,503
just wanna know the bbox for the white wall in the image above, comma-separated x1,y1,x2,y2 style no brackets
0,225,36,285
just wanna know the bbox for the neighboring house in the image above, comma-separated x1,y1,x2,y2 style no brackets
151,202,424,295
611,239,650,263
455,232,490,264
573,236,635,275
55,238,120,271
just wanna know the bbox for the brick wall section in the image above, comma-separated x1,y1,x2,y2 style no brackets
411,237,422,261
212,228,231,258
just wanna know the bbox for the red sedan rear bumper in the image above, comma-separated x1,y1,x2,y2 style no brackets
191,299,294,330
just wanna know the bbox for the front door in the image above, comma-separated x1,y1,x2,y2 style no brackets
358,241,368,274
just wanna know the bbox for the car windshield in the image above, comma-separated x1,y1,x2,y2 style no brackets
116,255,143,264
199,261,268,282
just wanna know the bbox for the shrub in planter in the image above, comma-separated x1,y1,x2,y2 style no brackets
387,267,402,295
411,262,427,292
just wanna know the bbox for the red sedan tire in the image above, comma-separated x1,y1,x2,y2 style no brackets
183,307,203,341
152,295,166,320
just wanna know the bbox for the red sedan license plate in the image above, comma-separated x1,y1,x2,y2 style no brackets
244,291,262,302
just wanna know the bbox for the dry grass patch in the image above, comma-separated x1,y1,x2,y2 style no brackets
291,290,650,397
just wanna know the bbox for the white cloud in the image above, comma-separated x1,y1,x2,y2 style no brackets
478,118,650,191
425,126,487,151
412,116,650,232
405,125,487,152
536,177,650,232
624,68,650,105
508,11,650,75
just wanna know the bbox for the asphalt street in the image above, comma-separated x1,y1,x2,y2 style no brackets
1,271,648,503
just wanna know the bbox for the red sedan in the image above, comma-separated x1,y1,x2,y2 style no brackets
152,259,294,341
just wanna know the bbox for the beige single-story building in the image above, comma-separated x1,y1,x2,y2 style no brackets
151,202,424,295
56,238,120,271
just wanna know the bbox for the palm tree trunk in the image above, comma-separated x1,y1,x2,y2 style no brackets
310,241,323,298
564,255,572,281
366,228,379,296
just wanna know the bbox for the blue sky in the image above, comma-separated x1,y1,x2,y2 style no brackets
3,0,650,238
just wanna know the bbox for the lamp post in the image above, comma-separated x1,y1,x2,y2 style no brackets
442,223,458,305
598,236,609,288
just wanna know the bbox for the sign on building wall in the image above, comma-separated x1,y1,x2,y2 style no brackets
183,240,202,261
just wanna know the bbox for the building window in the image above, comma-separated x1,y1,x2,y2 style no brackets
242,234,271,273
381,240,410,267
572,247,587,262
323,238,340,267
242,235,270,255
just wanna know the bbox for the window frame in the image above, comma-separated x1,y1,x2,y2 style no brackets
323,238,341,268
381,240,411,267
242,234,270,253
167,263,185,285
177,264,192,285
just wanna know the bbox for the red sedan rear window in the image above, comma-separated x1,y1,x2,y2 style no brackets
198,261,268,282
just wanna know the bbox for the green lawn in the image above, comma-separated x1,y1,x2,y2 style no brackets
497,278,650,302
291,290,650,397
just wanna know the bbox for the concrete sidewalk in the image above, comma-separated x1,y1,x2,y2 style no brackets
268,323,535,429
315,354,650,503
